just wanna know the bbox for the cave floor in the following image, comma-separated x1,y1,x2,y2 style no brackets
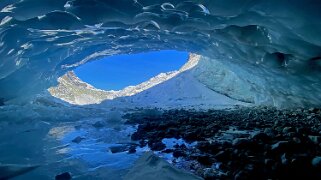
2,106,321,179
124,107,321,179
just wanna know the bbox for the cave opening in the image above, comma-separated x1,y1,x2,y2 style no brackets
49,50,216,106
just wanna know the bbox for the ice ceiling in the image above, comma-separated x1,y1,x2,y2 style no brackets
1,0,321,107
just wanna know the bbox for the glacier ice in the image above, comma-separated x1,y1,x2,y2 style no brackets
0,0,321,107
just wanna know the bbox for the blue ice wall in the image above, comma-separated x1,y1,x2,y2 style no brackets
0,0,321,107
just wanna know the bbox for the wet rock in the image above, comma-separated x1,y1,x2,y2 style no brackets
180,144,187,149
71,136,84,143
131,132,143,141
264,159,274,167
173,143,180,148
128,146,136,154
312,156,321,168
109,145,129,153
282,127,295,134
162,149,174,153
196,141,211,152
124,107,321,179
251,132,269,142
232,138,249,148
173,149,186,158
183,130,201,142
149,142,166,151
203,168,215,179
309,108,320,113
292,137,301,144
264,128,275,137
203,168,226,179
281,153,289,165
234,170,249,180
138,139,147,147
55,172,72,180
308,135,321,144
296,127,311,134
92,121,104,128
215,150,230,162
271,141,289,152
191,153,213,166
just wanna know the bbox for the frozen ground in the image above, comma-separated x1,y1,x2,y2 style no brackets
0,112,145,179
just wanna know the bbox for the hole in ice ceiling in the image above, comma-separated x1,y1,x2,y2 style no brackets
74,50,189,90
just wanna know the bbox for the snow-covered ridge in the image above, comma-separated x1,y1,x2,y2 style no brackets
49,54,201,105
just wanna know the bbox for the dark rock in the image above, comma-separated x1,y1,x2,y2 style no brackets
55,172,71,180
282,127,295,134
286,132,296,137
173,143,180,148
123,107,321,179
271,141,289,152
289,155,312,173
128,146,136,154
71,136,84,143
234,170,249,180
309,108,320,113
251,132,270,142
92,121,104,128
296,127,311,134
215,150,230,162
150,142,166,151
162,149,174,153
180,144,187,149
138,139,147,147
312,156,321,168
203,168,215,179
109,145,129,153
264,159,274,166
190,153,213,165
281,153,289,165
264,128,275,137
232,138,249,148
292,137,301,144
308,135,321,144
131,132,142,141
203,168,225,179
173,149,186,158
196,141,211,152
183,130,200,141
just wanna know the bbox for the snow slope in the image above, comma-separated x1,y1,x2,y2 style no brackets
102,67,245,110
50,54,246,109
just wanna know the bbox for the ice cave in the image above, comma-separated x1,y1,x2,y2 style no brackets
1,0,321,179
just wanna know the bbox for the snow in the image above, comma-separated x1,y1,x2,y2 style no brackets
106,69,245,110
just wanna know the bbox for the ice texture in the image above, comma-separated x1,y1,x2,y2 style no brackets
1,0,321,107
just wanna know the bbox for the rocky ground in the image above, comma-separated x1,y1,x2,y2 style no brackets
123,106,321,179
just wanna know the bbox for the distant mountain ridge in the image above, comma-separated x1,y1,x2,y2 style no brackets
49,54,201,105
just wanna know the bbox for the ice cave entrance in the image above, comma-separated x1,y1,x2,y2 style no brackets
74,50,189,90
48,50,191,105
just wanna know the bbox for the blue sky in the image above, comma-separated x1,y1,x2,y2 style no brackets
74,50,189,90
